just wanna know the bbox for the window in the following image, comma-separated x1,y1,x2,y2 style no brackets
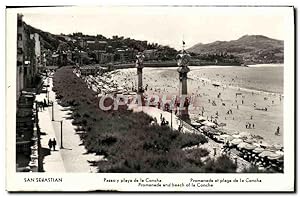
17,48,23,54
17,34,22,41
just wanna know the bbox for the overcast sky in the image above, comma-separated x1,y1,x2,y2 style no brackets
21,6,287,50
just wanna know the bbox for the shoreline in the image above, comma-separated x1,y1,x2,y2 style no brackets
108,62,282,69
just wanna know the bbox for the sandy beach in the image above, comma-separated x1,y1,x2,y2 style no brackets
110,65,283,146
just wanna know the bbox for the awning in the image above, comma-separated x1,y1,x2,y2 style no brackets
231,138,243,145
253,147,265,154
202,120,217,127
220,134,234,141
239,132,251,137
259,150,277,158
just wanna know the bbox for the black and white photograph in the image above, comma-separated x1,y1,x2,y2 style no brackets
5,6,295,192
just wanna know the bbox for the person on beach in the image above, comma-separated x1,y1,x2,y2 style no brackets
48,139,53,150
275,126,280,136
52,138,57,151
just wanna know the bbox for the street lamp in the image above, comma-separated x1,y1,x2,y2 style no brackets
53,120,63,149
170,109,173,130
52,102,54,121
60,120,63,149
47,77,50,105
47,90,50,105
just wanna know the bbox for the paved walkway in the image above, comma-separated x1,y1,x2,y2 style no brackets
38,105,66,172
37,77,102,173
36,81,65,172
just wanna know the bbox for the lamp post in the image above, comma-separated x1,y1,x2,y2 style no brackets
53,120,63,149
47,90,50,105
135,52,145,94
47,77,50,105
170,109,173,130
176,44,191,122
60,120,63,149
52,102,54,121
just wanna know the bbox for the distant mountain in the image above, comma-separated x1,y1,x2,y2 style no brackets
187,35,284,64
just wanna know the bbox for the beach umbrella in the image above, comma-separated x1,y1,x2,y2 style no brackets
259,141,272,148
275,151,284,156
259,150,277,158
243,143,257,150
191,121,201,128
200,125,219,133
220,134,234,141
202,120,217,128
253,147,264,154
237,142,250,149
268,154,283,161
197,116,206,122
239,132,251,137
231,138,243,145
244,138,255,144
232,134,241,139
273,144,283,150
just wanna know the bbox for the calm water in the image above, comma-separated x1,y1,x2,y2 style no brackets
189,64,283,94
146,64,284,94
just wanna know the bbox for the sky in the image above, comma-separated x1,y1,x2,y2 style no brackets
20,6,287,50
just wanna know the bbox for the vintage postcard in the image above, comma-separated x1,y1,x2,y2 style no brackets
6,6,295,192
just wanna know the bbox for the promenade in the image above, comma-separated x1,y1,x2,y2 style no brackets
37,77,102,173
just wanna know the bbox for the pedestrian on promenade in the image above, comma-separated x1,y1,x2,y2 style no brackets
48,139,53,150
52,138,57,151
39,102,43,111
43,98,47,108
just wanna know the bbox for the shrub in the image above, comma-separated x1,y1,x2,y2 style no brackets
202,155,237,173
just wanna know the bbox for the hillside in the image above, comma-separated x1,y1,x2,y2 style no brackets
187,35,284,65
25,23,177,60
